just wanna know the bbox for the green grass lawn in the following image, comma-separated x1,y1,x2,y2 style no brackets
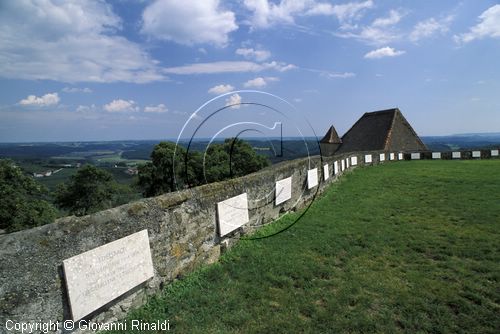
107,160,500,334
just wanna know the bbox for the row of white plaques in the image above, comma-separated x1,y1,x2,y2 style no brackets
217,155,360,237
63,148,500,321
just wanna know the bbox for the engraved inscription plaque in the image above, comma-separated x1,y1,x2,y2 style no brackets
63,230,154,321
411,153,421,160
323,164,329,180
390,153,395,160
365,154,372,163
379,153,385,162
276,176,292,205
217,193,249,237
351,156,358,166
452,152,461,159
472,151,481,158
398,153,403,160
492,150,499,157
432,152,441,159
334,161,339,175
307,168,318,189
341,159,345,171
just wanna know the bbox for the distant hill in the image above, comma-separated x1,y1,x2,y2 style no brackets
422,133,500,151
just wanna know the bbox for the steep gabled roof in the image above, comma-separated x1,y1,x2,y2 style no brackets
335,108,426,153
320,125,342,144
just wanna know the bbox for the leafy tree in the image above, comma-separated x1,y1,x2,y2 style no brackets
138,139,269,197
138,142,188,197
55,165,118,216
0,159,57,232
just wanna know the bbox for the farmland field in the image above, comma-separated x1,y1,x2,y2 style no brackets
106,160,500,334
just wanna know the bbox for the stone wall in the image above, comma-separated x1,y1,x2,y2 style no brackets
0,147,498,333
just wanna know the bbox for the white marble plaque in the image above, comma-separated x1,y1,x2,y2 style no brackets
390,153,395,160
334,161,339,175
351,156,358,166
341,159,345,171
379,153,385,162
346,158,350,168
63,230,154,321
472,151,481,158
432,152,441,159
492,149,499,157
365,154,372,163
398,153,403,160
452,151,461,159
307,168,318,189
323,164,329,180
217,193,250,237
276,176,292,205
411,153,421,160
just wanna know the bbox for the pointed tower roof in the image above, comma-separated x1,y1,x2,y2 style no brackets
320,125,342,144
335,108,427,153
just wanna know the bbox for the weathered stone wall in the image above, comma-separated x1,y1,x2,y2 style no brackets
0,148,498,333
0,152,354,333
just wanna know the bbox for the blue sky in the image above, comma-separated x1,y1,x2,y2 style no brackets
0,0,499,142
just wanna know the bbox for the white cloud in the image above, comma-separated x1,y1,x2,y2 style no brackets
243,76,279,88
62,87,92,93
0,1,165,83
324,72,356,79
236,48,271,61
329,0,374,24
410,16,454,42
364,47,406,59
144,104,168,113
454,5,500,44
19,93,60,107
141,0,238,46
372,10,404,27
335,25,400,45
103,100,139,113
208,84,235,94
244,0,374,29
163,61,296,75
76,104,97,113
225,93,242,109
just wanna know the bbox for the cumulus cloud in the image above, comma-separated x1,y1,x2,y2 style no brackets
0,1,165,83
243,76,279,88
19,93,60,107
236,48,271,61
141,0,238,46
410,16,454,42
364,47,405,59
225,93,242,109
62,87,92,93
144,104,168,113
208,84,235,94
103,99,139,113
163,61,296,75
454,5,500,44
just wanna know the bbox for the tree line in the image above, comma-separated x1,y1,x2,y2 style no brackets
0,139,268,233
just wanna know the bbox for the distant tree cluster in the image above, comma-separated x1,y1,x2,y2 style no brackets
0,159,57,232
138,138,269,197
54,165,122,216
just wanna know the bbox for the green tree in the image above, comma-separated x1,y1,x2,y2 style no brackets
138,139,269,197
138,141,188,197
0,159,57,232
55,165,118,216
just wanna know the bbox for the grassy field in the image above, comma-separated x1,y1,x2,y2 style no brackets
106,160,500,334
